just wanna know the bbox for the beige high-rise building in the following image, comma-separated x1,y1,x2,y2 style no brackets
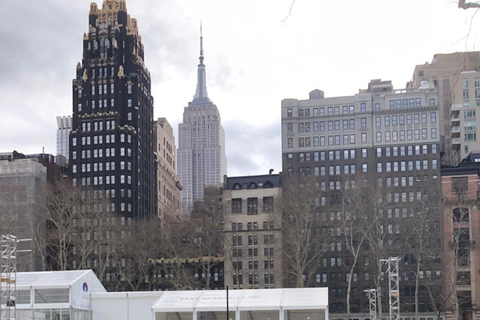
154,118,182,226
411,52,480,164
451,71,480,162
222,173,283,289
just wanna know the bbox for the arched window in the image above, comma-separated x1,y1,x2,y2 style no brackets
249,182,257,189
233,183,241,190
264,181,273,188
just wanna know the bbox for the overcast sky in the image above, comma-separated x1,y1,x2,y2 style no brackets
1,0,479,176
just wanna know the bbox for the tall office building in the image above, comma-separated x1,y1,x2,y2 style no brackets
281,80,442,317
154,117,182,226
56,115,72,160
177,29,227,218
411,52,480,164
69,0,156,219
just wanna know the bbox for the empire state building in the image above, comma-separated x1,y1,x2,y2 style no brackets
177,28,227,218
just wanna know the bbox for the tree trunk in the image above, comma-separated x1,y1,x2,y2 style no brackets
346,264,354,320
415,257,421,320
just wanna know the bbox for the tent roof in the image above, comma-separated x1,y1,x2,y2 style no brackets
16,270,93,288
152,288,328,313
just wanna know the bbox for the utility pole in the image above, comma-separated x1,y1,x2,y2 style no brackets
364,289,377,320
381,257,400,320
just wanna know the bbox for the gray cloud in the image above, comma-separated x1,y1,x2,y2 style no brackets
0,0,280,179
223,119,281,177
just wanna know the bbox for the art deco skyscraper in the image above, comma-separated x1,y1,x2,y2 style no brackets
178,29,227,218
69,0,156,219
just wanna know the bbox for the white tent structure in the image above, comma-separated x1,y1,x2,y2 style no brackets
14,270,106,320
152,288,328,320
7,270,328,320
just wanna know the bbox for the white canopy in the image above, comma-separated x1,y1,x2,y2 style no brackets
16,270,96,289
152,288,328,313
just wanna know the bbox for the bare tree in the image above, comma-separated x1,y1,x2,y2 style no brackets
340,178,371,319
458,0,480,9
113,219,163,291
358,180,397,319
401,189,442,320
282,176,334,287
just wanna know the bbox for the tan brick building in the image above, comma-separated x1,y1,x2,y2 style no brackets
442,153,480,320
222,173,283,289
154,118,182,226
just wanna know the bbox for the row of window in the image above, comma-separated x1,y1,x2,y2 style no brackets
232,234,275,246
232,273,275,285
376,128,437,142
376,113,437,126
231,221,275,231
232,260,276,271
231,248,275,257
231,197,274,214
303,159,438,178
288,119,360,133
378,175,438,188
288,112,437,134
286,98,434,119
71,174,132,185
72,147,132,161
288,144,437,163
289,133,368,148
377,159,438,172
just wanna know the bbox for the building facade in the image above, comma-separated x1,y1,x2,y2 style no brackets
69,0,156,219
177,30,227,219
0,152,48,271
411,52,480,164
222,174,283,289
441,154,480,320
56,115,72,160
450,71,480,162
154,117,182,226
281,80,442,317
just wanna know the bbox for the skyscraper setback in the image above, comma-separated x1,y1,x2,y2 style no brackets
178,28,227,218
69,0,156,219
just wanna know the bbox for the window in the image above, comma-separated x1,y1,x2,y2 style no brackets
232,199,242,213
247,198,258,215
361,133,367,143
362,163,367,173
407,114,412,125
360,103,366,112
362,149,367,158
361,118,367,128
263,197,274,212
376,117,381,127
287,109,292,118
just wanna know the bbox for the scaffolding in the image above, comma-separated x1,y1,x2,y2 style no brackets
364,289,377,320
0,235,17,320
381,257,400,320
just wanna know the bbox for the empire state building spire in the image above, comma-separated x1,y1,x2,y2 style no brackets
191,22,211,106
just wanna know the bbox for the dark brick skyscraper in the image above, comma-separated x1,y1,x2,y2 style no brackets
69,0,156,219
